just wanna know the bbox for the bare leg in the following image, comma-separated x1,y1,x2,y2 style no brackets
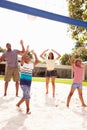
16,98,25,107
51,76,56,97
46,77,50,94
66,87,75,107
77,88,87,107
4,81,9,96
25,99,31,114
15,81,19,96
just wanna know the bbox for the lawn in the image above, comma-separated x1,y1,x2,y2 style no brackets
0,76,87,86
33,77,87,86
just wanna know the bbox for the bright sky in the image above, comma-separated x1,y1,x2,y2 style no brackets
0,0,75,58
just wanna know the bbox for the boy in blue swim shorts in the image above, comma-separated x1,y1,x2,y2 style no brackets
16,46,39,114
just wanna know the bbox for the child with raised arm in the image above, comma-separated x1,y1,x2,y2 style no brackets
16,45,39,114
67,53,87,107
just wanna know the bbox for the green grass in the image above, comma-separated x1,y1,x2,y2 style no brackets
32,77,87,86
0,75,4,80
0,76,87,86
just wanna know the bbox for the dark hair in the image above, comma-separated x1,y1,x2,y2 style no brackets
6,43,11,46
48,52,54,59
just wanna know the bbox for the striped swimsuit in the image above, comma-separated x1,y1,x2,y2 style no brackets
20,63,34,86
20,62,34,99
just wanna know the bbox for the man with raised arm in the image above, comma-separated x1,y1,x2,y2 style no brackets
0,40,25,96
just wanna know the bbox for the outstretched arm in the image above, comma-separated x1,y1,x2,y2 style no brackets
18,40,25,55
51,49,61,60
31,50,39,66
40,49,49,60
70,53,77,66
21,45,29,66
0,56,5,62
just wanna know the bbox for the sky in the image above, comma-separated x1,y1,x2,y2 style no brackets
0,0,75,58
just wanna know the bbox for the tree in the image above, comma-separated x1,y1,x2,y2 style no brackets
67,0,87,43
0,46,6,52
60,41,87,65
60,0,87,65
60,53,71,65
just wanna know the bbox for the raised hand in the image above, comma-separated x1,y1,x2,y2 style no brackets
20,39,24,45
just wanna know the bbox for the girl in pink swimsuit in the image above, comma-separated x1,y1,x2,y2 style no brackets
67,53,87,107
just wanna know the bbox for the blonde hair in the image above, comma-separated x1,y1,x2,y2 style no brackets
75,58,82,64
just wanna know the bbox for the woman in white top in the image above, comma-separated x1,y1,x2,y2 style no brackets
40,49,61,97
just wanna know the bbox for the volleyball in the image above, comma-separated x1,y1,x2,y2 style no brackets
27,14,37,21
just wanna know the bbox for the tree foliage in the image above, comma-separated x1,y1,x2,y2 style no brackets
60,0,87,65
60,41,87,65
60,53,71,65
67,0,87,43
0,46,6,52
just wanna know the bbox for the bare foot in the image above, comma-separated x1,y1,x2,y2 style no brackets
26,109,31,114
46,91,48,94
66,104,69,108
82,104,87,107
27,111,31,114
53,93,55,98
16,105,22,111
16,93,18,97
4,93,6,96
